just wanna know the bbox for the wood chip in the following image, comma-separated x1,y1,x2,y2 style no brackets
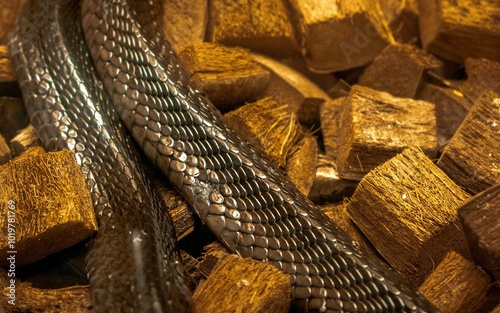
337,86,438,180
347,147,471,286
285,134,317,196
458,183,500,282
437,91,500,194
419,0,500,63
207,0,298,58
10,124,42,157
193,254,291,313
178,43,270,111
419,251,491,313
0,0,24,45
459,58,500,103
155,185,195,241
0,97,29,142
0,147,97,267
379,0,419,43
0,134,11,165
320,97,346,162
286,0,394,72
0,46,20,97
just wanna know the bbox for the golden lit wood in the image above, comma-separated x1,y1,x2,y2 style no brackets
379,0,419,43
459,58,500,103
10,124,42,157
286,134,317,196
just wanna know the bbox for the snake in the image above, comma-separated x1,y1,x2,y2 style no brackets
9,0,439,312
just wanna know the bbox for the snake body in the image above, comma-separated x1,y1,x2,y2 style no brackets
10,0,439,312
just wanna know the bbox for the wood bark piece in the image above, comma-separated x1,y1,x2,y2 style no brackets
0,97,29,142
337,86,438,180
0,134,11,165
0,147,97,267
358,43,443,98
10,124,42,157
162,0,207,53
224,97,303,168
418,83,471,147
419,0,500,63
0,0,24,45
418,251,491,313
285,0,394,72
0,46,20,98
197,241,230,279
437,91,500,194
155,185,195,241
308,154,357,204
320,97,346,162
285,134,317,196
379,0,419,43
178,43,270,111
207,0,298,58
347,147,471,286
193,254,291,313
458,183,500,282
459,58,500,103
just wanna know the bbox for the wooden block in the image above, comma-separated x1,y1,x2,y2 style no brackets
180,249,203,292
419,0,500,63
418,83,471,147
459,58,500,103
193,254,291,313
347,147,471,286
379,0,419,43
358,43,443,98
224,97,303,168
10,124,42,157
197,241,230,278
207,0,298,58
308,154,357,204
337,86,438,180
162,0,207,53
253,53,331,127
285,134,317,196
0,134,11,165
286,0,394,72
0,0,24,45
418,251,491,313
155,185,195,241
178,43,270,111
458,183,500,282
437,91,500,194
0,97,29,142
0,46,20,98
320,97,346,161
0,147,97,267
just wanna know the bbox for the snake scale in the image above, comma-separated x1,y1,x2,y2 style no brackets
9,0,439,312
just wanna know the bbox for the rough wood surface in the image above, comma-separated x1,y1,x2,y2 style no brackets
347,147,471,286
458,183,500,282
0,134,11,165
285,134,317,196
197,241,230,279
178,43,270,111
418,251,491,313
193,254,291,313
358,43,443,98
379,0,419,43
337,86,438,180
0,147,97,267
419,0,500,63
320,97,346,162
161,0,207,53
459,58,500,103
10,124,42,157
0,97,29,142
154,185,195,241
437,91,500,194
207,0,298,58
286,0,394,72
0,0,24,45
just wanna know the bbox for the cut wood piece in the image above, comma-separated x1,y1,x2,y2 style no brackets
337,86,438,180
0,97,29,142
0,134,11,165
285,134,317,196
492,303,500,313
10,124,42,156
193,254,291,313
321,97,347,161
419,0,500,63
347,147,471,286
162,0,207,53
418,83,472,147
197,241,230,278
0,147,97,267
286,0,394,72
418,251,491,313
358,43,443,98
458,183,500,282
437,91,500,194
178,43,270,111
0,0,24,45
253,53,331,127
0,46,20,97
224,97,303,168
379,0,419,43
459,58,500,103
0,268,92,312
207,0,298,58
155,185,195,241
308,154,357,204
180,250,203,292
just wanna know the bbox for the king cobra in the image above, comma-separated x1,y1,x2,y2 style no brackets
9,0,439,312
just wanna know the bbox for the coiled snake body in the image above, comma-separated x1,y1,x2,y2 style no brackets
9,0,439,312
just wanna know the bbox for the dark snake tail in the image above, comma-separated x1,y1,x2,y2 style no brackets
9,1,191,312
